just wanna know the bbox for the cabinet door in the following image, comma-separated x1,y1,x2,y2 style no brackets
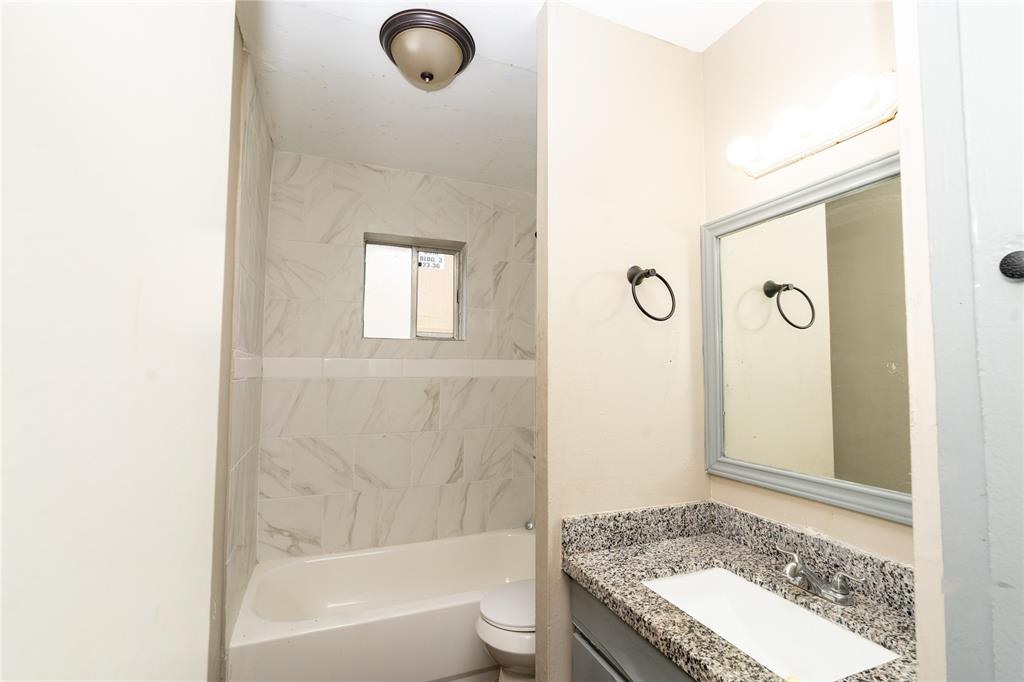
572,632,627,682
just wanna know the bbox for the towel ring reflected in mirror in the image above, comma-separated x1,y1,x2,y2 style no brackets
763,280,816,329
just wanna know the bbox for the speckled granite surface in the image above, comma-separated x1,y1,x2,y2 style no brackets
563,502,916,681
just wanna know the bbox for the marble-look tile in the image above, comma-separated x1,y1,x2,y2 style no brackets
261,379,326,437
491,378,535,427
468,208,513,263
262,357,322,378
502,310,536,360
409,173,494,209
226,450,259,563
268,184,312,244
322,489,380,552
511,207,536,264
333,159,391,197
379,486,440,546
319,300,363,357
232,349,262,380
263,299,323,357
437,480,488,538
264,240,334,300
486,476,533,531
466,259,508,310
511,428,535,476
416,201,469,242
323,245,363,302
473,360,536,377
255,151,537,555
411,430,464,486
234,269,263,354
258,440,291,499
229,378,261,467
490,186,535,215
273,150,331,187
259,436,353,497
307,184,365,246
323,358,403,377
268,182,305,243
326,378,440,435
402,359,474,378
440,378,495,430
501,262,535,314
440,176,499,209
464,428,515,481
226,58,271,640
466,309,500,360
353,433,412,491
257,496,323,559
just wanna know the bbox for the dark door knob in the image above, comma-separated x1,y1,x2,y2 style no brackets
999,251,1024,279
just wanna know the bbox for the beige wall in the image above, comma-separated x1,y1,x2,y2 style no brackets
721,204,835,477
827,179,911,493
537,3,707,679
2,2,237,677
702,0,913,563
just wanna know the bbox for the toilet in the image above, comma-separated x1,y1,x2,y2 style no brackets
476,579,536,681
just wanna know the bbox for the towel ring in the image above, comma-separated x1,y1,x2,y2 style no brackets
627,265,676,321
763,280,815,329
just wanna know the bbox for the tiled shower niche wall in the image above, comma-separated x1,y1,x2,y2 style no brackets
225,57,273,638
257,151,536,559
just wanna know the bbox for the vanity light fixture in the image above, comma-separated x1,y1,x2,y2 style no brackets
380,9,476,92
727,72,898,177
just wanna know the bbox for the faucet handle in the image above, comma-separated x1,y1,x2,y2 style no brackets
831,571,864,594
776,544,801,564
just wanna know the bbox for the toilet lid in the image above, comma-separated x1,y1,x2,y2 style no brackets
480,579,535,633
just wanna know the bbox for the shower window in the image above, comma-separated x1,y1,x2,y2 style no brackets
363,237,464,340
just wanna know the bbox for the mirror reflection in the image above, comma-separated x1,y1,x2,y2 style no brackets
720,176,910,493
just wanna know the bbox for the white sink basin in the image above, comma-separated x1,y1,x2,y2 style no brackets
644,568,898,681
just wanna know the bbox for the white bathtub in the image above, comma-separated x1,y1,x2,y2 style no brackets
229,529,535,682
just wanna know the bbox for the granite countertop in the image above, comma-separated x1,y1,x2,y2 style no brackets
562,503,917,682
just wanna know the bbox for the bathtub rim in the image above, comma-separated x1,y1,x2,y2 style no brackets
230,528,535,648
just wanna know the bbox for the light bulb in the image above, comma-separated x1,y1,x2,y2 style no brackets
872,73,898,113
726,136,758,168
772,106,812,143
757,136,792,166
832,74,876,114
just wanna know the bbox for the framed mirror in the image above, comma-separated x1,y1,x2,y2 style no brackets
701,153,911,524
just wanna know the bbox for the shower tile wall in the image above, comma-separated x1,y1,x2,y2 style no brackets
257,151,536,559
225,59,273,637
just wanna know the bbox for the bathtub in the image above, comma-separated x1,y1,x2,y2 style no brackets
229,529,534,682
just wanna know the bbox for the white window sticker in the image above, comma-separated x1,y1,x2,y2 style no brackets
418,252,446,270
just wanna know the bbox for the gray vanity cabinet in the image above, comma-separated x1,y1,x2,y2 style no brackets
570,581,694,682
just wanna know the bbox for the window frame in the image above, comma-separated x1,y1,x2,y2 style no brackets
363,234,466,341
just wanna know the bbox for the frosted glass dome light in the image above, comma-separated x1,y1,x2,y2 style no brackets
380,9,476,92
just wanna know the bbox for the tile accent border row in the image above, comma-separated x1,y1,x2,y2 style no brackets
259,357,535,379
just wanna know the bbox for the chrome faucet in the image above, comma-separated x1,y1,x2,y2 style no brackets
776,545,863,606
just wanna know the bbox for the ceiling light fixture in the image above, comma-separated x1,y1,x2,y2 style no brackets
727,72,898,178
380,9,476,92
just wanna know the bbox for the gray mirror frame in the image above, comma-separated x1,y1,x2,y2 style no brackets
700,152,911,525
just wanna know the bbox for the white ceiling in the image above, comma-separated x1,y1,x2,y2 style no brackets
237,1,761,192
